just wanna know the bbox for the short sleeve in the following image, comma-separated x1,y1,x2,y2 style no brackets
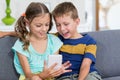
12,39,30,57
48,34,63,54
84,38,97,63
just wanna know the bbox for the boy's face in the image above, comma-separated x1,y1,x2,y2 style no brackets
55,15,80,39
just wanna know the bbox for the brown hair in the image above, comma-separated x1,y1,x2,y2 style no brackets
52,2,79,20
15,2,52,50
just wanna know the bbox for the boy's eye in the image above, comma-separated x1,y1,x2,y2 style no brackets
64,23,69,26
56,24,60,27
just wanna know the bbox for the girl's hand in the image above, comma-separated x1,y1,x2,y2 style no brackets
58,61,72,76
39,61,72,79
25,76,42,80
31,76,42,80
49,61,72,77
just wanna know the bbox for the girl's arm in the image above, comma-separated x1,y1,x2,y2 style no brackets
17,52,41,79
38,60,72,79
54,51,59,54
38,50,72,79
0,31,17,38
78,58,92,80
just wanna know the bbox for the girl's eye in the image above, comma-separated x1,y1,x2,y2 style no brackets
45,24,50,26
36,25,42,27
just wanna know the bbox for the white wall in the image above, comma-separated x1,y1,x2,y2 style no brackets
0,0,95,32
107,3,120,30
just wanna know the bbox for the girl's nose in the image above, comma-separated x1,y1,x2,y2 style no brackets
42,26,47,31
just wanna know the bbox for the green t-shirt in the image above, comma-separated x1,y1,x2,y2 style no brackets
12,34,63,75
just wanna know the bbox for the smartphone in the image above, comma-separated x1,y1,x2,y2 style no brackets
47,55,62,69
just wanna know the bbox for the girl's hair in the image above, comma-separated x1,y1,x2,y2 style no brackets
52,2,79,20
15,2,52,50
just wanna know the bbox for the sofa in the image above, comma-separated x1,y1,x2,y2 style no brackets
0,30,120,80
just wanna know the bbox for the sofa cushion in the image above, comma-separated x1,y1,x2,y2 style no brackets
103,76,120,80
87,30,120,78
0,36,19,80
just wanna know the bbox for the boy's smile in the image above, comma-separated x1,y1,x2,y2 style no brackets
55,15,80,39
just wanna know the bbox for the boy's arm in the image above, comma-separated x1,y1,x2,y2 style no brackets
78,38,97,80
78,58,92,80
0,31,17,38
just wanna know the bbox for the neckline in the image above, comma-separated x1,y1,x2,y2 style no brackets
29,35,49,56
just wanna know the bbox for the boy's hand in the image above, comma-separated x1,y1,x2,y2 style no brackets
0,31,16,38
0,31,6,38
39,61,72,79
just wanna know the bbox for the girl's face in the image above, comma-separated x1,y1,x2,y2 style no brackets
28,13,50,39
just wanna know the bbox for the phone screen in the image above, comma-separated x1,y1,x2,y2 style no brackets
47,55,62,69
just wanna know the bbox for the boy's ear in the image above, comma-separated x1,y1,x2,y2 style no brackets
75,18,80,25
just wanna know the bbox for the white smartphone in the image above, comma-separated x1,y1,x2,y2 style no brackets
47,55,62,69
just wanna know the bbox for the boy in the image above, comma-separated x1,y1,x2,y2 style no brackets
0,2,102,80
52,2,102,80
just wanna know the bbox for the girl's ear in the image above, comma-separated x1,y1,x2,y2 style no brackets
24,18,30,32
24,17,29,26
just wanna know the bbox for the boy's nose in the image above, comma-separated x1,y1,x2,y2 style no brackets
61,26,65,31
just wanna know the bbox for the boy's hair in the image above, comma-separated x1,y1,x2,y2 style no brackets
15,2,52,50
52,2,79,20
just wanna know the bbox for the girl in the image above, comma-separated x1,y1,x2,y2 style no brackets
12,2,71,80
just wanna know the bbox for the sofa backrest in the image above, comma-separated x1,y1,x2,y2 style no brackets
87,30,120,78
1,30,120,79
0,36,18,80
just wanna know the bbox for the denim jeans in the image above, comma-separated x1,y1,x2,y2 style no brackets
55,74,78,80
55,71,102,80
86,71,102,80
